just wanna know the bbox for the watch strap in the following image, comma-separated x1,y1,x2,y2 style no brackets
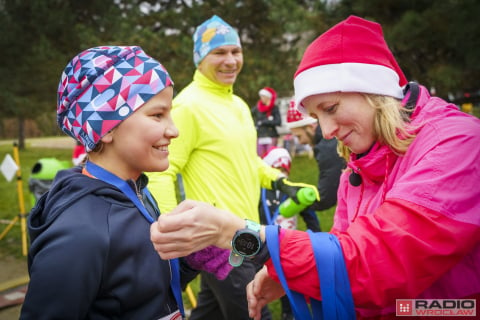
229,219,262,267
245,219,261,232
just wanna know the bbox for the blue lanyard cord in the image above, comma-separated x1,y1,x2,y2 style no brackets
85,161,155,223
84,161,185,317
266,225,315,319
261,188,285,225
307,231,356,320
266,225,356,320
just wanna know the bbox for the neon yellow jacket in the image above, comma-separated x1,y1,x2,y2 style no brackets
147,70,280,221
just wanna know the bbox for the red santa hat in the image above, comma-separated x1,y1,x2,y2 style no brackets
293,15,407,113
262,147,292,174
286,99,317,129
258,88,273,99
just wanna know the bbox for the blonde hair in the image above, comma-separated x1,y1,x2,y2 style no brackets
337,94,416,161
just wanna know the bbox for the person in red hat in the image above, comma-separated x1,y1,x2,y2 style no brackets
150,15,480,319
286,100,345,213
251,87,282,156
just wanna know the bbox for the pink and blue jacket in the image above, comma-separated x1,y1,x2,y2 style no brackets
265,85,480,319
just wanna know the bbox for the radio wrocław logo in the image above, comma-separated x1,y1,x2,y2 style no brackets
396,299,476,317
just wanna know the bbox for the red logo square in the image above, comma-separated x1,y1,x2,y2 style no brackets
396,300,413,316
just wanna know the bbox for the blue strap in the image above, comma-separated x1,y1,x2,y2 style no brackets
307,231,356,320
266,225,356,320
261,188,274,225
261,188,285,225
266,225,314,319
169,258,185,316
84,161,185,317
85,161,155,223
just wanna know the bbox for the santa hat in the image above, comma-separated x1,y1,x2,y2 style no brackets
286,99,317,129
262,147,291,174
258,88,273,99
293,15,407,113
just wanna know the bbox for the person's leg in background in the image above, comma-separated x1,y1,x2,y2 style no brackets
300,209,321,232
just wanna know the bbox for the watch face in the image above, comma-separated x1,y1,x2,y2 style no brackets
233,232,260,256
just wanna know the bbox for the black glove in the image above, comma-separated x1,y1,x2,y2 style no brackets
272,178,301,204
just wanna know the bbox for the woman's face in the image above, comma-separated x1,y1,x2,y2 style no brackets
302,92,376,154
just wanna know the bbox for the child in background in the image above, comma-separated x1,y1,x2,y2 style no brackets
71,140,87,166
259,146,320,320
251,87,282,156
21,46,230,320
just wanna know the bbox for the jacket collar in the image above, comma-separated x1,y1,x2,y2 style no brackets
348,142,397,184
193,69,235,96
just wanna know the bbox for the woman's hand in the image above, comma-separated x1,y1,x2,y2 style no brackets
247,266,285,320
150,200,244,259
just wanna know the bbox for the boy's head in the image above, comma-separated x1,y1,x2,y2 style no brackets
262,147,292,175
57,46,173,152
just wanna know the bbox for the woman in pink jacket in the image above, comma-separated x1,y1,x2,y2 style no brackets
150,15,480,319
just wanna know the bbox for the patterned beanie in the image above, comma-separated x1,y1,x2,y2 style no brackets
294,15,407,114
286,99,317,129
57,46,173,152
193,15,241,66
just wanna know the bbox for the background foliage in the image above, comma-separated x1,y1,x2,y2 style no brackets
1,0,479,148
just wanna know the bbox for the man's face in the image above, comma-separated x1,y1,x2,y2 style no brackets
198,45,243,86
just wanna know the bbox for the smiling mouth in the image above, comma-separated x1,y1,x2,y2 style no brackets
154,146,168,151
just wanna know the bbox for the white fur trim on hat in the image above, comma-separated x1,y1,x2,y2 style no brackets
262,148,291,173
286,117,317,129
259,88,273,98
294,62,404,114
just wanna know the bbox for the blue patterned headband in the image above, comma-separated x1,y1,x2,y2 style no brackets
57,46,173,152
193,15,241,66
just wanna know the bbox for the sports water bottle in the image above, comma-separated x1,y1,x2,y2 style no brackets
279,187,317,218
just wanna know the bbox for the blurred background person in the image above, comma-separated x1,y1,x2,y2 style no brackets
286,101,346,213
251,87,282,156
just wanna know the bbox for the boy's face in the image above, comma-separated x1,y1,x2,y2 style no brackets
100,86,178,180
290,125,315,146
198,45,243,86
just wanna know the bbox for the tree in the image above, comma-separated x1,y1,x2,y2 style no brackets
2,0,479,146
326,0,480,100
0,0,137,148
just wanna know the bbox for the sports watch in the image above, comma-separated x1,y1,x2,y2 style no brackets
229,219,262,267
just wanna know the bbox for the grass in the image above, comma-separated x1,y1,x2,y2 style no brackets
0,140,333,319
0,142,72,258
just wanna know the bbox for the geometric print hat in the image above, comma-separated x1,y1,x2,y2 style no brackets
193,15,241,67
57,46,173,152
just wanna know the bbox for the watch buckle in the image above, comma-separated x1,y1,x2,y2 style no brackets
228,251,244,267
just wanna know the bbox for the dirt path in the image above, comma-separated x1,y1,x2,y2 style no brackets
0,254,28,318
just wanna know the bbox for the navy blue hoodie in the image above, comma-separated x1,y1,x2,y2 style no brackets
21,167,195,319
